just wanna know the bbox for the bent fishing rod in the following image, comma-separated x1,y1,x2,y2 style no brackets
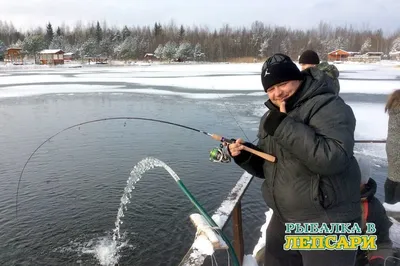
15,116,275,217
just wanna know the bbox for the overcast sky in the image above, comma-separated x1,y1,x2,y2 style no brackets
2,0,399,35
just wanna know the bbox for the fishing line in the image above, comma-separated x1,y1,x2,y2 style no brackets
15,116,386,217
15,117,216,217
16,116,276,218
215,93,250,142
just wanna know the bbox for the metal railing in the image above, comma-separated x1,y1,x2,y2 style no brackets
178,171,254,266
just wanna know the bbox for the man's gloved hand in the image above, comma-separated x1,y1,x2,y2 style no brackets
264,110,287,136
263,101,288,136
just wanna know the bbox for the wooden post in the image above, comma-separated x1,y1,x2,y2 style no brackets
233,201,244,265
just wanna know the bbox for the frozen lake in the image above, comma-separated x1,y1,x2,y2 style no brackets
0,61,398,265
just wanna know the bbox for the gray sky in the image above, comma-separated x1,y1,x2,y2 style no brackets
2,0,399,34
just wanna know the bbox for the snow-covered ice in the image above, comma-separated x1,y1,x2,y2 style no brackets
0,62,399,98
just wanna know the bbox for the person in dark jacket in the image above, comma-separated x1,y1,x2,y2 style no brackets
228,53,362,266
354,154,394,266
299,49,340,94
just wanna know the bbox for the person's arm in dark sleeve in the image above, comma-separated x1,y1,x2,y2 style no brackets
227,139,265,179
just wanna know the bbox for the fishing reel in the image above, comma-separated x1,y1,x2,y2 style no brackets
209,144,231,163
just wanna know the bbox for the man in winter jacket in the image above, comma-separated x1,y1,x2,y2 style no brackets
355,154,394,266
299,49,340,94
228,53,361,265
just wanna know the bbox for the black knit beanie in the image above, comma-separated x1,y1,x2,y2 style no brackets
298,50,320,65
261,53,303,92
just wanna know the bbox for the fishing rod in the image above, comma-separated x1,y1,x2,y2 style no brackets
355,140,386,143
209,139,388,162
15,116,276,217
15,115,387,216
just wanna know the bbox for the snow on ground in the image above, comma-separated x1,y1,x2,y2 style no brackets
0,84,255,99
0,62,399,95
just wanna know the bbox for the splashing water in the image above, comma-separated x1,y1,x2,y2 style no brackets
112,157,180,241
54,233,133,266
56,157,181,266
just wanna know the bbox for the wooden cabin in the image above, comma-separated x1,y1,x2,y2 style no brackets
39,49,65,65
4,48,23,65
327,49,350,61
389,51,400,61
144,53,159,62
64,52,75,61
86,56,108,64
365,52,384,59
348,51,361,57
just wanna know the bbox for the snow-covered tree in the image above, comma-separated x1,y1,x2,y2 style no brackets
122,26,131,40
114,36,138,60
391,37,400,52
175,42,193,61
13,39,23,48
332,36,349,50
360,38,372,54
154,44,163,59
162,41,177,61
250,21,265,48
193,43,205,61
137,38,149,58
49,35,71,51
280,36,292,55
22,34,46,63
99,38,114,57
80,38,98,57
112,31,122,44
0,40,5,58
259,38,270,57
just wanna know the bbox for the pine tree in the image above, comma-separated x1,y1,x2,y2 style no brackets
154,22,162,37
122,26,130,40
96,21,102,44
45,22,54,47
179,25,185,41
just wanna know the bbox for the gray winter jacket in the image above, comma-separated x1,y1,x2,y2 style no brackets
233,67,361,223
387,108,400,182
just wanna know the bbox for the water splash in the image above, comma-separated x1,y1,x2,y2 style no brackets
54,232,134,266
55,157,181,266
112,157,180,241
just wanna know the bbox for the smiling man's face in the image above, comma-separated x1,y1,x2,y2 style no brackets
266,80,301,107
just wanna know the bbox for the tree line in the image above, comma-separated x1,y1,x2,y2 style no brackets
0,20,399,62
